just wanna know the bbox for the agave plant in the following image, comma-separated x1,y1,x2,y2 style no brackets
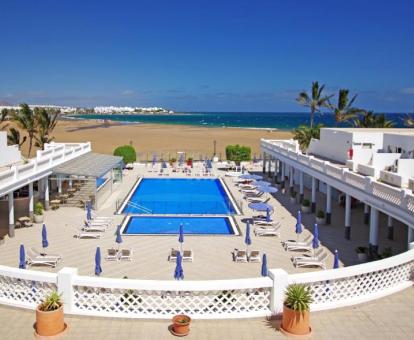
352,111,394,128
38,291,62,312
330,89,362,126
284,284,312,312
293,124,323,151
296,81,333,129
34,108,59,149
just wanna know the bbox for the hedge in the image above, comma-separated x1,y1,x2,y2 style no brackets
225,144,251,164
113,145,136,164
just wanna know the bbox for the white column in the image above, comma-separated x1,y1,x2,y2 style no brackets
289,166,294,195
345,194,351,239
369,207,379,257
326,184,332,224
363,203,370,225
311,176,316,213
387,216,394,240
57,267,78,313
299,170,304,203
44,176,50,210
8,192,15,237
408,226,414,250
29,182,34,219
268,269,289,315
57,176,62,194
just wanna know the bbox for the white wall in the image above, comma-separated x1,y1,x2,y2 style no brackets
307,129,353,163
383,133,414,158
397,159,414,178
352,132,384,150
0,132,21,167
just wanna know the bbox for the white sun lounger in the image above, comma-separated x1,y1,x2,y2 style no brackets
295,252,328,269
233,249,248,262
169,249,193,262
291,248,325,264
91,215,112,222
85,220,110,227
119,248,133,261
285,241,313,252
248,250,261,262
29,247,62,261
77,229,101,239
254,226,281,237
254,219,279,227
82,224,107,232
106,248,118,261
282,235,312,247
26,256,58,268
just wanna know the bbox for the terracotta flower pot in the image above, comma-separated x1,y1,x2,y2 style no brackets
172,314,191,336
35,305,66,336
281,305,311,336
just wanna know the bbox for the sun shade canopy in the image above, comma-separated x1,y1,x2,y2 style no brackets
52,152,123,178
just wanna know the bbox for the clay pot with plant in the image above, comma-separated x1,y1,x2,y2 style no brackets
171,314,191,336
355,246,368,262
281,284,312,336
315,210,326,225
34,202,44,223
35,291,67,337
301,199,311,213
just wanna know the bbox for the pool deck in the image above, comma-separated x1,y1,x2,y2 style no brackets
0,162,408,280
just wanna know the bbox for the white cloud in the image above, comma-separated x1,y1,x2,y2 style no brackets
121,90,136,96
401,87,414,94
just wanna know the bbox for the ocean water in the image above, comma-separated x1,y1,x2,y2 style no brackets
71,112,408,130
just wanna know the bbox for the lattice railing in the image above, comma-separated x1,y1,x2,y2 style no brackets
372,181,402,206
406,194,414,213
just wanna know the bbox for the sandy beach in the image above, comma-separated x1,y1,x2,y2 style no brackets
19,119,292,160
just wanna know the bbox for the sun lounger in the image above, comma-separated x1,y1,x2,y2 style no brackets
294,252,328,269
285,241,313,252
182,250,193,262
26,256,58,267
248,250,261,262
76,229,101,239
292,248,325,264
282,235,312,247
82,224,107,232
233,249,248,262
106,248,118,261
253,219,279,227
254,225,281,237
85,220,110,227
169,249,179,262
246,196,270,203
29,247,62,261
91,215,113,222
119,248,133,261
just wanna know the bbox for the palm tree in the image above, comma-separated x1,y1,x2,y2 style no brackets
34,108,59,149
330,89,362,126
293,124,323,151
404,110,414,127
1,108,9,130
12,103,37,157
296,81,333,129
7,127,27,148
352,111,394,128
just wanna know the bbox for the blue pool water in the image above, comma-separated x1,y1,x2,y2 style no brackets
122,178,236,214
96,177,106,189
123,216,235,235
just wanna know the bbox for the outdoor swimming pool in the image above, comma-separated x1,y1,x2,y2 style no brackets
120,178,238,215
122,216,238,235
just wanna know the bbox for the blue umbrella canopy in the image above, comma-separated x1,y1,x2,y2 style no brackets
41,224,49,248
115,225,123,244
248,202,273,212
254,180,271,186
257,186,278,193
333,250,340,269
174,252,184,280
240,174,262,180
312,224,320,250
19,244,26,269
261,254,268,277
178,223,184,254
95,247,102,276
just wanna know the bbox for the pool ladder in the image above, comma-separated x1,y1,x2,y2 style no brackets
126,201,153,214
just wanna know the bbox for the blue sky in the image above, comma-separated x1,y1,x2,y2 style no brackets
1,0,414,112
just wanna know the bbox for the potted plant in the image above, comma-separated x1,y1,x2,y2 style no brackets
34,202,44,223
289,191,297,204
171,314,191,336
301,199,311,213
315,210,326,225
35,291,67,337
281,284,312,336
355,246,367,262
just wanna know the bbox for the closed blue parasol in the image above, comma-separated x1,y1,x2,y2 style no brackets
162,160,167,169
261,253,268,277
333,250,340,269
19,244,26,269
245,221,252,251
240,174,262,180
266,208,272,222
257,186,278,193
95,247,102,276
248,202,273,212
295,211,303,240
115,225,123,245
312,223,319,254
174,252,184,280
41,224,49,248
152,154,157,167
86,201,92,221
178,223,184,254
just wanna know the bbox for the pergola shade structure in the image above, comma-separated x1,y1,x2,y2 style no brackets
50,152,123,209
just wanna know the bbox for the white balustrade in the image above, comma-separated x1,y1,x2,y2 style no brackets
406,194,414,213
372,181,402,206
344,171,366,188
325,163,343,179
310,158,325,171
357,164,377,177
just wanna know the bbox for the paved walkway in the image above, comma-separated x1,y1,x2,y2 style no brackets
1,287,413,339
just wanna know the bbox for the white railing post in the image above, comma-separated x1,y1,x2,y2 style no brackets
57,267,78,313
400,189,408,209
268,268,289,315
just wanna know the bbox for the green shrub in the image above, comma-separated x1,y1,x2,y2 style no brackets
284,284,312,312
34,202,43,215
38,291,62,312
225,145,251,165
113,145,136,164
316,210,325,218
302,199,310,207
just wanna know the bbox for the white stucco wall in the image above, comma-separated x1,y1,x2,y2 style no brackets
307,129,353,163
383,133,414,157
0,132,21,167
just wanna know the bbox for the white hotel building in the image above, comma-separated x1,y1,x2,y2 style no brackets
261,128,414,257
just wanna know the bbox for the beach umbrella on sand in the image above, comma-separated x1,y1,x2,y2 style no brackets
174,252,184,280
240,174,262,180
248,202,273,212
312,223,319,255
245,221,252,253
115,225,123,249
261,254,268,277
41,224,49,248
295,211,303,241
178,223,184,254
95,247,102,276
162,160,168,169
333,250,340,269
19,244,26,269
